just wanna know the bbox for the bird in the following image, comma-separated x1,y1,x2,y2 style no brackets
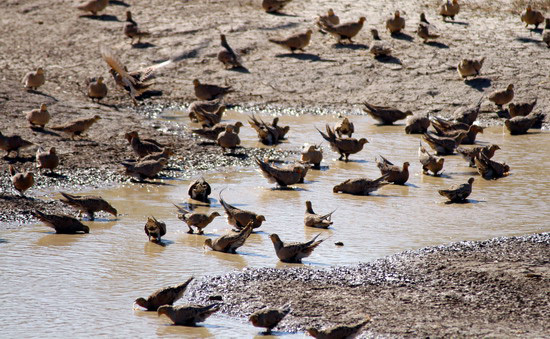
504,113,539,135
277,162,309,183
304,200,334,229
144,216,166,242
439,0,460,21
386,10,405,34
188,99,225,123
333,174,390,195
134,277,194,311
301,144,323,169
363,102,412,125
335,118,354,138
25,103,50,129
204,221,253,253
216,125,241,153
125,131,164,158
87,77,108,102
405,113,430,134
255,157,304,187
474,153,510,180
520,5,545,29
50,115,101,139
307,316,371,339
262,0,292,13
508,99,537,117
430,116,469,132
187,177,211,203
376,155,410,185
76,0,108,16
268,30,312,53
456,144,500,167
22,67,45,90
422,132,466,155
270,233,325,263
9,165,34,197
457,57,485,79
193,79,233,101
123,11,150,45
317,124,368,162
452,97,483,125
316,9,340,32
121,158,167,181
193,105,226,127
249,115,281,145
174,204,220,234
543,18,550,47
369,29,392,58
218,34,242,69
438,177,474,203
36,147,59,174
271,117,290,140
219,192,265,230
192,122,243,141
158,304,220,326
418,142,444,176
488,84,514,110
417,13,440,43
318,16,366,43
140,148,174,162
32,210,90,234
433,125,483,145
249,308,290,334
59,192,117,221
0,132,33,158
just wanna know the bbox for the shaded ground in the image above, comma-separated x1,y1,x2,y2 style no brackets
186,233,550,337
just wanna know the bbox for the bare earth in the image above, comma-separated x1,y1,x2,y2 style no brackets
0,0,549,336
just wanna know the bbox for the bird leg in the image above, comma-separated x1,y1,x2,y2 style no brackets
87,211,95,221
187,225,194,234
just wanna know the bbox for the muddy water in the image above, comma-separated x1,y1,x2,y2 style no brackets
1,110,549,338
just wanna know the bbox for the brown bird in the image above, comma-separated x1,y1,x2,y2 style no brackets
193,79,233,101
22,67,45,90
140,148,174,162
418,142,444,176
36,147,59,174
422,132,466,155
134,277,194,311
124,11,150,45
456,144,500,167
204,221,253,253
218,34,242,69
434,125,483,145
417,13,440,43
508,99,537,118
457,57,485,79
188,99,225,122
50,115,101,139
125,131,164,158
187,177,212,203
59,192,117,221
193,105,226,127
174,204,220,234
521,5,545,29
121,158,167,181
474,153,510,180
262,0,292,13
192,122,243,141
25,103,50,129
386,10,405,34
268,30,312,53
304,200,334,229
405,113,430,134
256,158,304,187
144,216,166,242
333,174,390,195
439,0,460,21
9,165,34,197
277,162,309,183
158,304,220,326
216,125,241,153
219,191,265,230
0,132,33,158
76,0,108,16
270,233,324,263
271,117,290,140
369,29,392,58
363,102,412,125
249,308,290,334
376,155,410,185
249,115,280,145
318,16,366,43
488,84,514,110
316,9,340,30
452,97,483,125
430,116,469,133
307,316,371,339
301,144,323,169
438,177,474,203
543,18,550,47
31,210,90,234
504,113,539,135
317,124,368,162
87,77,108,102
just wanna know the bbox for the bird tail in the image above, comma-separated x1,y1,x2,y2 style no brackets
8,165,16,176
172,203,190,214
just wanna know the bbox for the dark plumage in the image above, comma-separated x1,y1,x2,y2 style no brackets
187,177,212,203
363,102,413,125
317,124,368,162
333,174,390,195
134,277,194,311
144,216,166,242
438,177,474,203
270,233,324,263
60,192,117,220
376,155,410,185
31,210,89,234
157,304,220,326
249,308,290,334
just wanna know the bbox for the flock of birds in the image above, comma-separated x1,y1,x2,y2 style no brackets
2,0,548,336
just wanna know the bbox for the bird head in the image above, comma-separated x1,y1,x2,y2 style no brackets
40,103,47,111
93,115,102,121
125,11,132,20
370,28,380,40
306,328,319,337
235,121,244,128
269,233,281,244
36,67,44,75
395,10,400,18
49,147,57,154
472,125,484,134
193,79,200,87
328,8,335,16
248,313,258,325
467,177,475,185
257,215,266,222
306,29,313,36
204,238,213,249
507,84,514,91
105,204,118,217
359,17,366,23
134,297,147,309
437,157,445,166
359,138,369,145
157,305,171,317
403,162,410,169
211,211,221,218
97,76,104,84
333,184,341,193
